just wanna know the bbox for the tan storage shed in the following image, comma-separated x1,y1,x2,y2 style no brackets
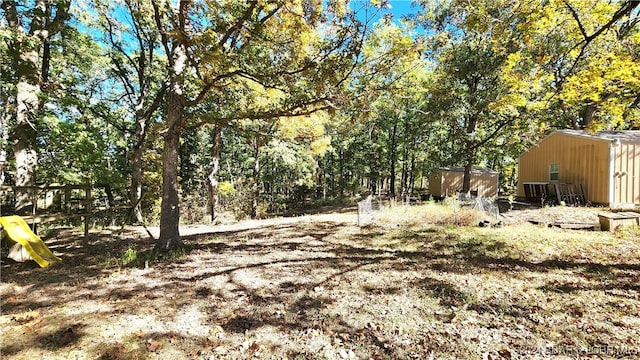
428,167,499,198
518,130,640,207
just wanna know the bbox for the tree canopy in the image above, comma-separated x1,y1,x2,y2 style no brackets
1,0,638,250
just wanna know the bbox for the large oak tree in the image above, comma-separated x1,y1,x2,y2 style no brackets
1,0,70,213
150,0,363,250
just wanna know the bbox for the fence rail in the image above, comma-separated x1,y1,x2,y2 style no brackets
0,179,92,237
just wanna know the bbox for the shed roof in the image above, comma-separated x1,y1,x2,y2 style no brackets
439,167,498,174
556,130,640,143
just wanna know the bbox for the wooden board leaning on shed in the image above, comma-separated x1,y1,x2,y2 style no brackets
553,183,586,206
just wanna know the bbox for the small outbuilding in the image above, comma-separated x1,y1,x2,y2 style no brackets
428,167,499,198
518,130,640,207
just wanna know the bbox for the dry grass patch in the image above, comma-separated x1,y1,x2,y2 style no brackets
375,200,487,228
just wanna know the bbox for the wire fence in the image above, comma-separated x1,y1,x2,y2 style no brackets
357,195,385,226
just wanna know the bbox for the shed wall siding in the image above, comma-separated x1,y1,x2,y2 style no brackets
430,171,498,198
613,142,640,205
441,172,463,197
428,174,442,196
519,133,610,203
470,173,498,198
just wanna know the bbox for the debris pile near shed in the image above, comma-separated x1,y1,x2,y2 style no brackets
500,206,602,230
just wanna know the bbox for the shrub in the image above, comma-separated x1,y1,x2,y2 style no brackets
376,201,486,228
120,247,138,266
218,181,235,196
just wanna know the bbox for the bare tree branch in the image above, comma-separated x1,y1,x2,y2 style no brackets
151,0,173,67
219,0,259,48
564,1,588,39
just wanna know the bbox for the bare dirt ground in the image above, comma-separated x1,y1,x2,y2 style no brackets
1,205,639,359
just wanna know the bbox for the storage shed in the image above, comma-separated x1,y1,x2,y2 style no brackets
428,167,499,198
518,130,640,207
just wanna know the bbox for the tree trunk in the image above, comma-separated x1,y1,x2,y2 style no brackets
462,114,478,194
401,116,411,196
208,125,222,222
409,154,416,194
104,184,115,207
12,2,42,215
582,103,596,129
130,149,144,222
338,148,344,197
251,138,260,219
40,3,52,83
14,61,40,215
389,123,397,198
328,152,335,196
0,93,9,186
104,0,165,225
130,105,147,224
156,114,183,250
401,146,409,196
461,141,477,194
462,158,473,194
155,39,187,251
5,0,69,214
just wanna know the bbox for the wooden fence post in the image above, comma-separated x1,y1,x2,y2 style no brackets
64,185,71,214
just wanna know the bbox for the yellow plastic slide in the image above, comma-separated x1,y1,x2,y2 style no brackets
0,215,61,267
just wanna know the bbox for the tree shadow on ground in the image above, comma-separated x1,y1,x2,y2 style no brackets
1,311,86,357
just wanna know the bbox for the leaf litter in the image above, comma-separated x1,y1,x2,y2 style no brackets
1,205,639,359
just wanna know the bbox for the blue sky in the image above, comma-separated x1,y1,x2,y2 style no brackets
384,0,419,19
352,0,420,26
